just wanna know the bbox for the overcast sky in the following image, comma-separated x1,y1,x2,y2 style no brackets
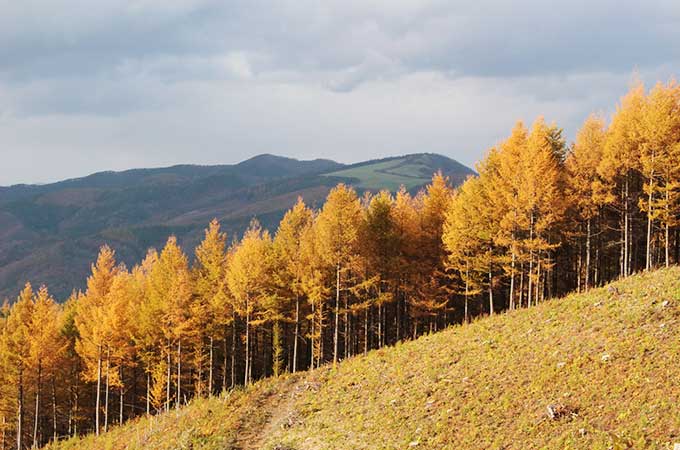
1,0,679,185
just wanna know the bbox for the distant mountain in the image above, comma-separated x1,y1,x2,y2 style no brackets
0,153,474,300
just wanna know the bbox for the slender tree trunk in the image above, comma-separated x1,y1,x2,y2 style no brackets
119,368,124,424
245,306,250,385
73,371,79,437
585,218,592,290
646,170,655,271
166,342,171,412
343,293,349,359
509,246,516,310
95,346,102,436
272,320,282,377
464,265,469,323
293,296,300,373
377,302,382,348
364,308,369,355
32,361,41,449
528,215,535,307
145,369,150,416
208,336,214,396
488,265,494,316
104,348,110,433
51,376,57,442
666,189,671,267
624,176,630,276
230,319,236,389
333,263,340,366
17,366,23,450
518,263,524,308
176,340,181,410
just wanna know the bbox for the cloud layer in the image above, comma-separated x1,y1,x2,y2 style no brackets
1,0,679,184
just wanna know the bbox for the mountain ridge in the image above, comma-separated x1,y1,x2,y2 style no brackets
0,153,474,300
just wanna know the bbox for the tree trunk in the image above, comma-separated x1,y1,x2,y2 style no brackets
245,306,251,386
272,320,282,377
624,176,630,276
17,366,23,450
176,340,182,410
33,361,41,449
146,369,150,416
51,376,57,442
464,266,469,323
665,189,671,267
95,346,102,436
119,368,124,424
333,263,340,366
344,293,349,359
230,318,236,389
208,336,214,396
585,218,592,290
364,308,369,355
488,266,494,316
293,296,300,373
509,246,516,310
104,348,110,433
646,172,654,271
166,342,171,412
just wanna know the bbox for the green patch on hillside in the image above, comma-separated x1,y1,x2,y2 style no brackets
324,153,475,191
49,268,680,449
324,157,432,191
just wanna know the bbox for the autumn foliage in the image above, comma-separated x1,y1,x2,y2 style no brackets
1,80,680,448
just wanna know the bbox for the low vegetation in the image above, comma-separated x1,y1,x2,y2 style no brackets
49,268,680,450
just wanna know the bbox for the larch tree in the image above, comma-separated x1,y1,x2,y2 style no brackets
74,246,118,436
638,80,680,269
314,184,363,365
272,199,314,373
414,173,454,330
226,221,272,385
145,237,192,411
390,186,420,339
192,219,228,395
358,190,397,351
27,286,65,448
599,81,646,277
566,114,607,290
521,118,566,305
490,121,529,309
1,284,35,449
443,176,486,322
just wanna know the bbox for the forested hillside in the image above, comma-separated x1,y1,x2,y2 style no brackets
0,153,473,300
48,268,680,449
0,79,679,449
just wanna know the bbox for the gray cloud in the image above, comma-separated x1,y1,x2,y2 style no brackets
0,0,679,184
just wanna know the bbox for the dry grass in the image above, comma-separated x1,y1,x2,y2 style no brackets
50,268,680,450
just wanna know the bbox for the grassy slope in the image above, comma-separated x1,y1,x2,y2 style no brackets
324,158,431,191
50,268,680,450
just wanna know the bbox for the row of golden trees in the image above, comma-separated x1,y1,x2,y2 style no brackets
0,176,454,448
1,79,679,448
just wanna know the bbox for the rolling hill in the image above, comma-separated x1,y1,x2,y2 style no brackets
48,267,680,449
0,153,474,300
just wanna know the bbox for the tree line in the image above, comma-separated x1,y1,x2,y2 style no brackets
1,79,679,448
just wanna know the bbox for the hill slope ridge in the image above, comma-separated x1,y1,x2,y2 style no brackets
0,153,472,300
50,268,680,450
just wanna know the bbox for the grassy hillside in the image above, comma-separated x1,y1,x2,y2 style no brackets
325,153,474,191
49,268,680,449
0,153,472,300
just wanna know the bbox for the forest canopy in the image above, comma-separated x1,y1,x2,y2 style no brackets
1,79,680,449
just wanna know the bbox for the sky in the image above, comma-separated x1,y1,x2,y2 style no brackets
1,0,679,186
